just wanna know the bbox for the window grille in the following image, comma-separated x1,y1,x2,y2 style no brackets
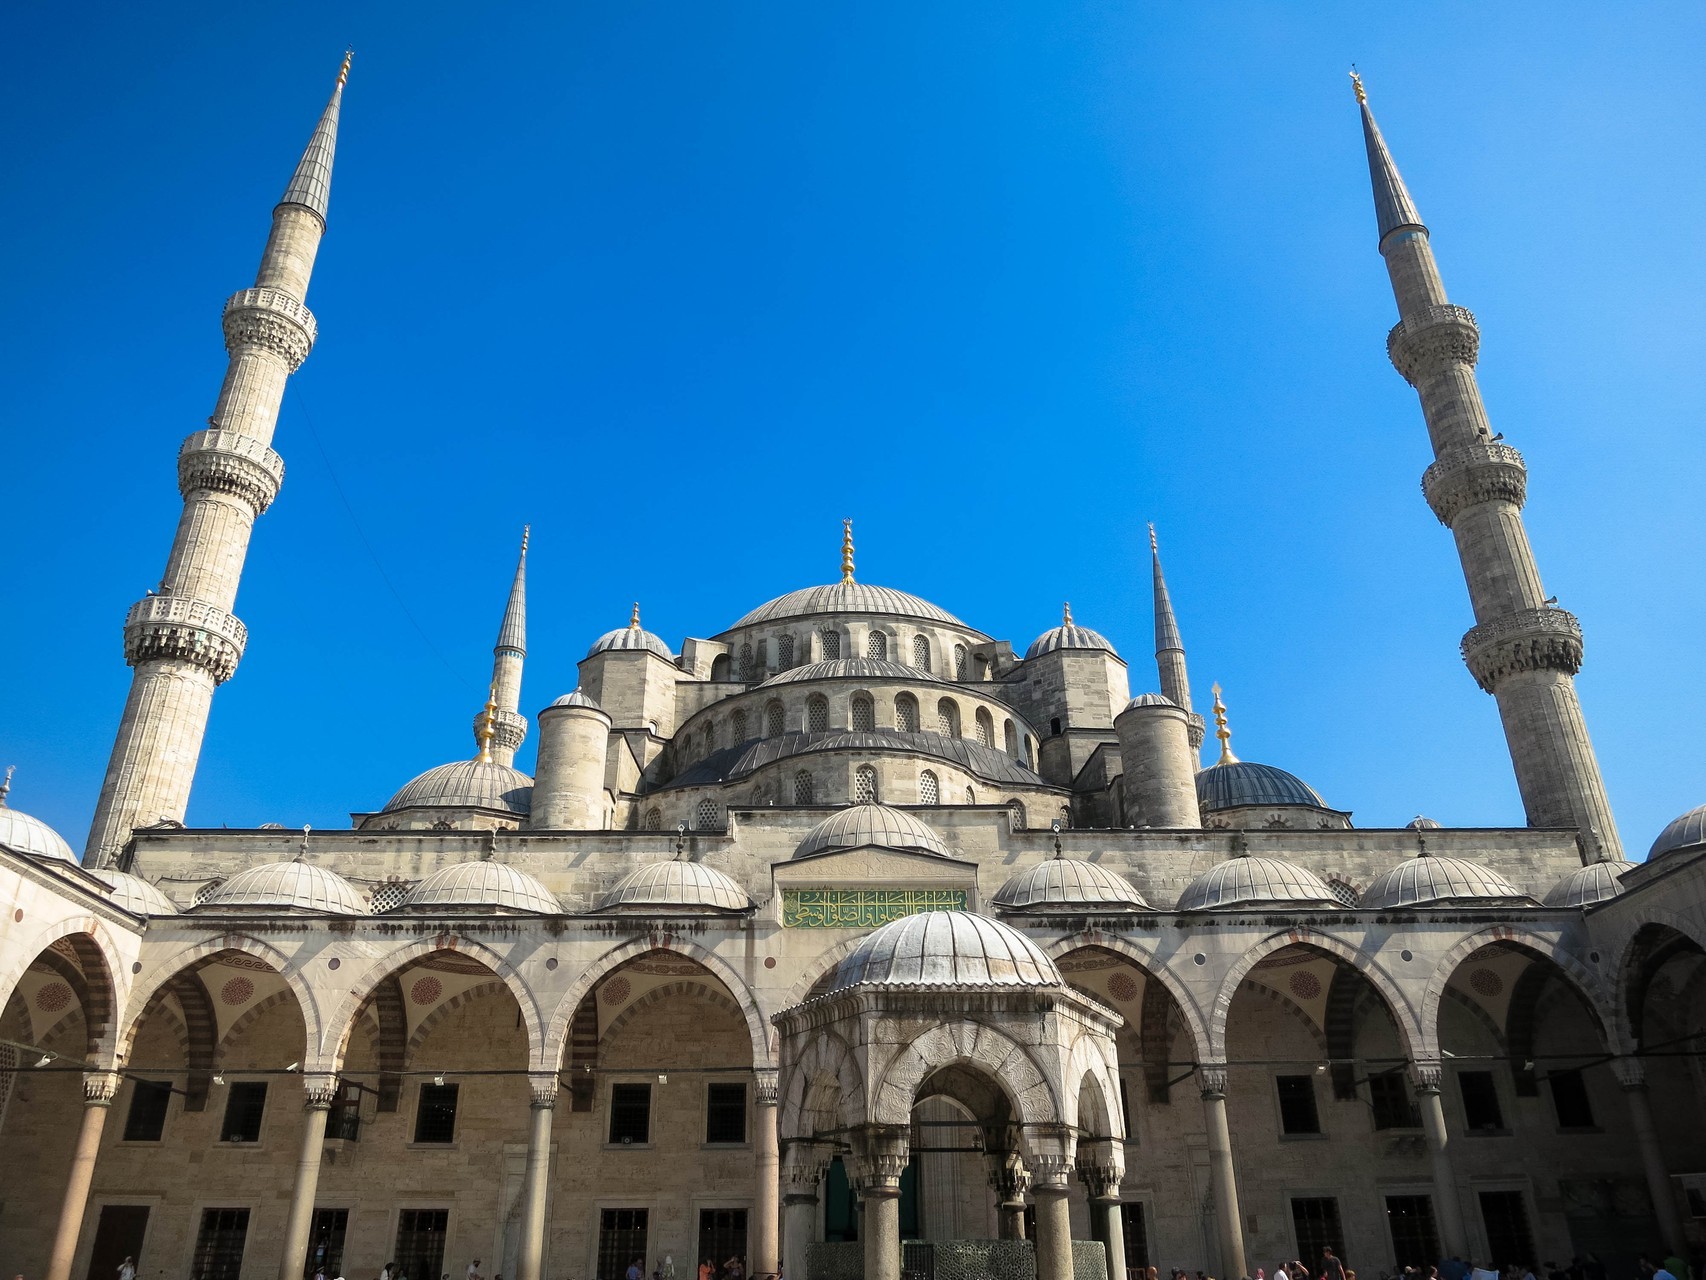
965,787,976,803
705,722,718,752
598,1209,649,1280
821,629,841,659
895,694,919,733
778,634,796,668
739,643,755,682
912,635,932,672
867,632,887,660
766,701,785,737
192,881,224,907
431,819,454,831
855,766,878,804
1004,720,1019,758
851,695,875,731
919,771,940,805
936,699,958,737
807,695,829,733
644,807,662,831
1326,878,1360,907
192,1208,251,1280
975,709,994,747
954,645,969,680
1008,801,1026,831
794,771,815,804
393,1209,448,1280
1288,1197,1345,1262
731,710,749,742
368,881,412,914
698,1209,748,1274
695,799,721,830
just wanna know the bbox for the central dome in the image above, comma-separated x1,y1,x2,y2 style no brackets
794,804,951,860
830,911,1060,990
728,583,970,632
759,658,945,688
1197,761,1329,811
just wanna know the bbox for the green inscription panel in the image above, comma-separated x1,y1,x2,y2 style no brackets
782,888,968,928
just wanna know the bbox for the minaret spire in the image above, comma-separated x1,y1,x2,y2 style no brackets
85,56,352,865
1149,524,1204,753
477,526,530,767
1356,76,1621,861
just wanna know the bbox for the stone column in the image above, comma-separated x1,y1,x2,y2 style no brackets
1612,1058,1686,1253
1198,1068,1246,1279
1079,1162,1127,1280
45,1072,121,1280
1409,1061,1467,1255
278,1074,338,1280
846,1125,908,1280
518,1074,558,1280
754,1069,781,1280
986,1149,1031,1239
782,1142,832,1280
1029,1145,1076,1280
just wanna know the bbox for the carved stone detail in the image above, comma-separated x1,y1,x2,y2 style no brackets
1198,1065,1229,1098
222,288,317,371
987,1150,1031,1203
303,1073,341,1109
1610,1057,1647,1090
845,1124,910,1195
178,429,286,513
1422,441,1527,525
528,1072,560,1106
124,594,248,683
1407,1060,1444,1093
1387,304,1480,385
83,1071,123,1105
1077,1161,1123,1200
782,1138,832,1188
476,707,529,757
753,1066,779,1108
1461,607,1584,692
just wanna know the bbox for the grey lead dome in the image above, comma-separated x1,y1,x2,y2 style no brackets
993,858,1150,911
197,861,367,915
0,804,77,863
401,861,561,914
1175,855,1339,911
793,804,951,860
1025,622,1119,661
91,868,178,915
1543,859,1638,909
1649,803,1706,861
383,760,533,815
728,583,969,631
595,861,751,912
830,911,1061,990
1361,854,1528,910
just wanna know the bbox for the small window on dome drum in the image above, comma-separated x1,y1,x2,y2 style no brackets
695,799,721,830
820,629,841,659
919,771,940,806
1004,720,1019,758
867,632,887,660
954,644,969,680
855,766,877,804
1326,878,1359,907
778,634,795,668
913,635,932,672
739,644,755,682
1008,801,1026,831
794,771,815,804
851,695,874,731
807,695,829,733
895,694,919,733
765,700,785,737
936,698,959,737
369,882,411,914
644,807,662,831
975,708,994,748
731,710,749,742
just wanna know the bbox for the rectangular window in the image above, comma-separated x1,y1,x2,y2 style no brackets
597,1208,649,1280
413,1084,459,1144
123,1079,172,1141
303,1208,348,1279
706,1082,747,1145
192,1208,250,1280
220,1082,267,1143
1368,1073,1420,1130
1478,1191,1535,1266
1275,1075,1321,1135
394,1209,448,1280
1384,1196,1439,1268
1121,1201,1151,1268
1289,1197,1345,1261
327,1081,361,1142
1458,1071,1505,1131
698,1208,748,1271
609,1082,652,1145
1549,1070,1596,1128
1119,1077,1132,1137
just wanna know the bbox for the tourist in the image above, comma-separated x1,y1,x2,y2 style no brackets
698,1262,714,1280
380,1264,394,1280
117,1256,136,1280
626,1258,644,1280
467,1259,483,1280
1321,1248,1347,1280
1274,1263,1290,1280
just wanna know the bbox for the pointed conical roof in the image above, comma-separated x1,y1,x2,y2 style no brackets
278,52,351,224
497,527,528,655
1354,75,1425,244
1150,525,1183,655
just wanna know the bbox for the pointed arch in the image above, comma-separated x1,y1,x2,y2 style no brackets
779,1025,864,1141
874,1020,1060,1130
1044,931,1211,1065
1614,916,1706,1049
0,917,129,1064
1420,926,1617,1060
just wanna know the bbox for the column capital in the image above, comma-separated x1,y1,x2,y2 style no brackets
83,1072,123,1105
302,1073,340,1109
1198,1063,1229,1098
845,1123,909,1196
1610,1056,1647,1090
528,1072,561,1107
753,1066,779,1108
782,1139,833,1188
1407,1059,1445,1093
1077,1162,1124,1201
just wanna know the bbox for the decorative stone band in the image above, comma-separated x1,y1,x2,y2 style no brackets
1185,711,1207,750
1387,303,1480,386
303,1073,341,1109
178,429,286,513
124,594,248,683
476,707,530,757
528,1072,560,1106
1421,440,1527,526
754,1066,779,1108
83,1071,123,1105
1460,606,1584,693
222,287,317,372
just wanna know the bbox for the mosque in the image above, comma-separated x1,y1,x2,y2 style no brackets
3,55,1706,1280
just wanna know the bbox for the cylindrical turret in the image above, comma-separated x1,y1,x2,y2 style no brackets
1114,695,1200,829
530,692,612,830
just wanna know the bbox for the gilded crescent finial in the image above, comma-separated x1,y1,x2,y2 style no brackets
629,602,642,630
338,49,354,87
1211,682,1238,766
841,519,855,586
1349,67,1366,105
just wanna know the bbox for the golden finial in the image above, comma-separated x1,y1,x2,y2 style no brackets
338,49,354,87
628,602,642,630
1349,67,1366,105
0,765,12,806
1062,602,1073,626
476,688,497,764
1210,682,1238,766
840,519,855,586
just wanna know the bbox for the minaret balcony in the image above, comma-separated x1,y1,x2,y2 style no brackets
222,287,317,370
1387,303,1479,385
1420,440,1527,525
1460,606,1584,693
123,595,248,683
178,428,286,513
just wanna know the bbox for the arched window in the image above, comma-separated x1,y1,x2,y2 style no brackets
867,632,887,661
954,644,969,681
765,700,786,737
705,721,718,752
711,654,731,682
855,765,878,804
1049,717,1062,736
369,881,412,913
1024,736,1035,769
912,635,932,672
778,634,796,668
974,708,994,748
432,819,454,831
794,770,815,804
695,799,720,830
807,694,829,733
739,643,755,682
1008,800,1026,831
731,710,749,742
965,786,976,804
919,770,940,805
936,698,960,737
1058,806,1072,829
1326,878,1360,907
1004,720,1019,758
851,694,875,731
895,693,920,733
644,807,662,831
820,629,841,659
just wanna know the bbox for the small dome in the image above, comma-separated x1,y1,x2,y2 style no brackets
0,802,76,863
1361,854,1527,911
1175,855,1338,911
728,583,968,632
759,658,944,688
830,911,1060,990
1543,859,1639,909
1025,620,1118,661
548,689,605,711
794,804,951,860
198,861,366,915
587,611,675,661
1197,761,1329,812
1122,693,1179,711
1406,815,1442,830
595,860,751,912
401,862,560,914
383,760,533,815
993,858,1150,911
91,868,178,915
1649,803,1706,860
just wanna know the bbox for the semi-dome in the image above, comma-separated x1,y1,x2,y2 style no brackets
1197,761,1329,812
197,861,367,915
759,658,944,688
728,582,970,632
548,689,605,711
1649,803,1706,861
1543,859,1639,909
0,800,76,863
829,911,1060,990
993,858,1150,911
91,868,178,915
401,861,560,914
793,804,951,860
1175,855,1339,911
595,860,751,912
1361,853,1527,911
383,760,533,815
1024,607,1118,661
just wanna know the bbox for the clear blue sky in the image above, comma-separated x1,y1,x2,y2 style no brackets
4,2,1703,856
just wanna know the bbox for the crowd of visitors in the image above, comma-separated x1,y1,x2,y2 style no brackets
1161,1246,1700,1280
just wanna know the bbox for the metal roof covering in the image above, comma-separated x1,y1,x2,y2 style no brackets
992,858,1150,912
594,860,751,912
1360,854,1528,911
793,803,951,860
547,689,605,711
401,861,560,914
1359,97,1425,243
496,534,527,655
829,911,1061,990
666,728,1047,791
277,59,347,222
1174,855,1339,911
1196,760,1329,811
1024,623,1119,661
759,658,945,688
586,625,674,661
1650,803,1706,860
198,861,367,915
1543,859,1638,909
383,760,533,815
91,868,178,915
0,803,76,863
1123,693,1179,711
726,583,972,632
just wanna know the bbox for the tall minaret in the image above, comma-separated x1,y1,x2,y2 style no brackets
85,55,352,865
476,527,530,767
1149,524,1204,753
1355,73,1620,861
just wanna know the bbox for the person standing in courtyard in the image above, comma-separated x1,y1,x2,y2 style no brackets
117,1255,136,1280
1322,1249,1347,1280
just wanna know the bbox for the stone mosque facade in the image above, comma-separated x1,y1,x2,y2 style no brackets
4,58,1706,1280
